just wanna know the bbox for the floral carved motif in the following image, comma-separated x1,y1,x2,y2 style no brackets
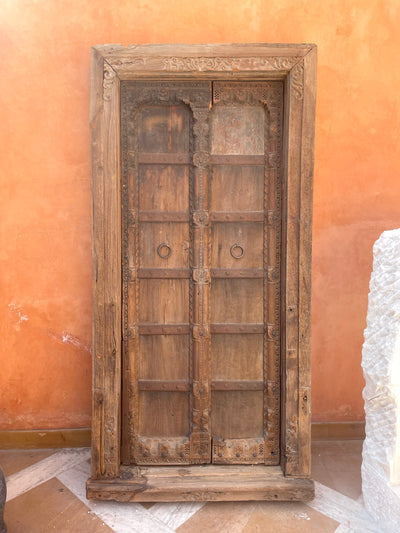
103,63,116,101
136,438,190,464
162,56,301,72
213,439,265,464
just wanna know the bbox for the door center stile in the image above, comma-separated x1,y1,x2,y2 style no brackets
189,103,212,463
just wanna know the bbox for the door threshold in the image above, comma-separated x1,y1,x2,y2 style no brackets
86,464,314,502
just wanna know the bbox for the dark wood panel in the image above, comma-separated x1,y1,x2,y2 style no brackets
139,105,190,153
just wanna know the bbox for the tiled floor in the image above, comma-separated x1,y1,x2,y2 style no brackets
1,441,383,532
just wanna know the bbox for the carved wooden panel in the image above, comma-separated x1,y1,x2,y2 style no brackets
121,79,283,467
210,82,282,465
121,82,212,465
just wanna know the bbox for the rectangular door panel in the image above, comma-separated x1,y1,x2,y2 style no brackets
139,223,190,269
211,106,265,155
211,222,263,269
139,105,190,153
211,279,263,324
139,165,190,213
210,165,264,213
139,392,190,437
139,335,189,381
211,334,263,381
211,391,264,439
139,279,189,324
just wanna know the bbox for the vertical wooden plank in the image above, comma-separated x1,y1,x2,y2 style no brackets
281,59,302,477
120,83,139,465
263,83,283,465
282,49,316,477
90,49,121,479
190,100,212,463
298,46,317,477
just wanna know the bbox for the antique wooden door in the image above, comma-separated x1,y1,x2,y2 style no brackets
120,80,283,467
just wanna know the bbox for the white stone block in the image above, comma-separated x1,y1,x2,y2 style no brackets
362,228,400,532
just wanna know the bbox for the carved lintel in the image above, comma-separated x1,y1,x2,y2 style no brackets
112,57,146,69
192,268,210,284
162,56,301,73
213,81,283,106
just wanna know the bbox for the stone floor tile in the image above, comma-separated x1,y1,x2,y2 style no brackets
176,501,257,533
242,501,339,532
0,449,56,477
312,440,363,500
4,477,113,532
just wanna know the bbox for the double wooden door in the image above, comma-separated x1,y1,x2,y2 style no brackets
120,80,283,467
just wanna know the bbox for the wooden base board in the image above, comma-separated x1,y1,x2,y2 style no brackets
0,429,91,449
86,464,314,502
311,421,365,441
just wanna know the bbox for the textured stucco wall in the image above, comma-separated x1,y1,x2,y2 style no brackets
1,0,400,429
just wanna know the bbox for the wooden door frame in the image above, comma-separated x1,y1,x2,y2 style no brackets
90,44,316,484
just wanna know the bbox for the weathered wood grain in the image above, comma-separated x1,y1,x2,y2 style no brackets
90,43,316,500
86,464,314,502
91,49,121,479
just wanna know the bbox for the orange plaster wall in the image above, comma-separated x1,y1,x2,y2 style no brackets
1,0,400,429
